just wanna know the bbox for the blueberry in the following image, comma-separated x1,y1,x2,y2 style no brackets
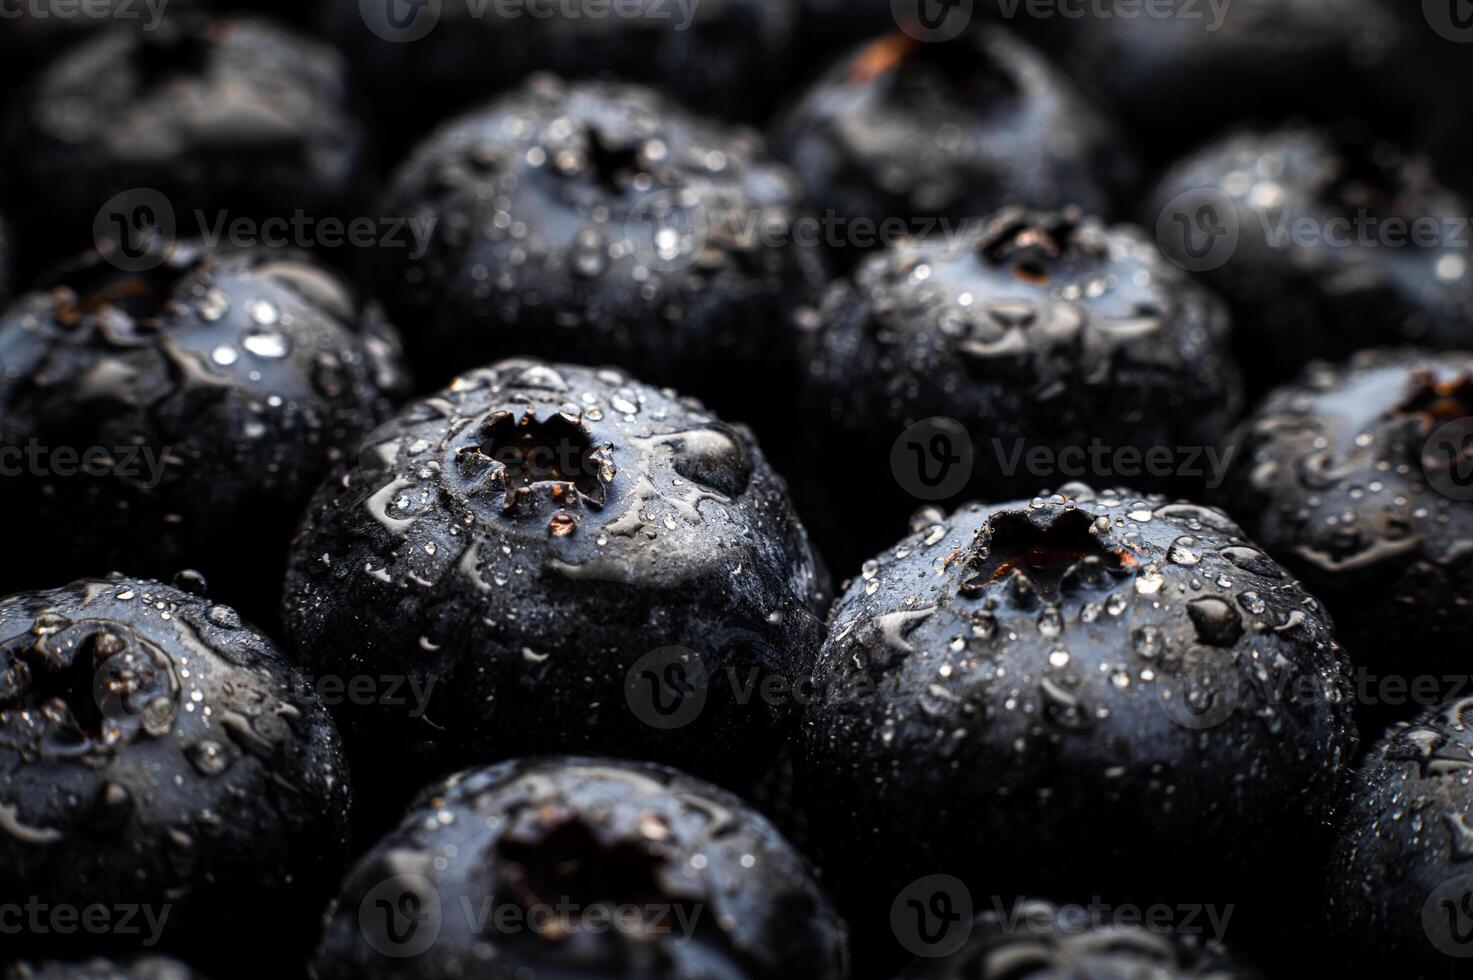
282,359,827,819
0,240,410,623
374,75,824,428
311,756,847,980
1325,697,1473,978
1025,0,1410,162
771,28,1137,259
796,486,1356,943
0,576,351,970
2,15,370,266
1147,125,1473,389
3,959,201,980
1217,349,1473,679
899,900,1261,979
798,208,1240,571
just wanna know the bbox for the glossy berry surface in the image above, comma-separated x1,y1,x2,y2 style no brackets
0,241,409,621
773,30,1136,251
2,15,369,264
0,576,351,967
1325,697,1473,979
4,959,201,980
900,900,1261,979
282,359,826,805
326,0,800,135
1217,349,1473,676
798,486,1356,915
1147,126,1473,388
376,76,823,424
1028,0,1408,161
312,757,848,980
799,207,1240,566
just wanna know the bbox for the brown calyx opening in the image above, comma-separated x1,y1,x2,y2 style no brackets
965,508,1132,603
477,412,606,506
1395,368,1473,428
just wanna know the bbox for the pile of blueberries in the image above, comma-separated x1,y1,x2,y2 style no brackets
3,1,1473,978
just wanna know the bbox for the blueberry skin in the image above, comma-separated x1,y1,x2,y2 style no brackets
312,757,848,980
0,241,410,620
1326,698,1473,980
1027,0,1409,162
1217,349,1473,677
772,29,1137,250
374,75,825,423
2,16,370,265
899,900,1262,979
797,485,1356,913
1147,126,1473,389
797,208,1240,570
3,958,203,980
282,359,827,798
324,0,799,136
0,577,351,967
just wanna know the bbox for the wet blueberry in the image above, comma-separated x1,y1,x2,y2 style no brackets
1147,125,1473,389
798,207,1241,571
374,75,824,429
0,576,351,970
899,900,1261,979
772,29,1137,261
2,15,370,266
1025,0,1409,163
3,959,201,980
1217,349,1473,679
325,0,799,140
312,757,847,979
797,485,1356,950
282,359,827,821
0,240,410,623
1325,697,1473,978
